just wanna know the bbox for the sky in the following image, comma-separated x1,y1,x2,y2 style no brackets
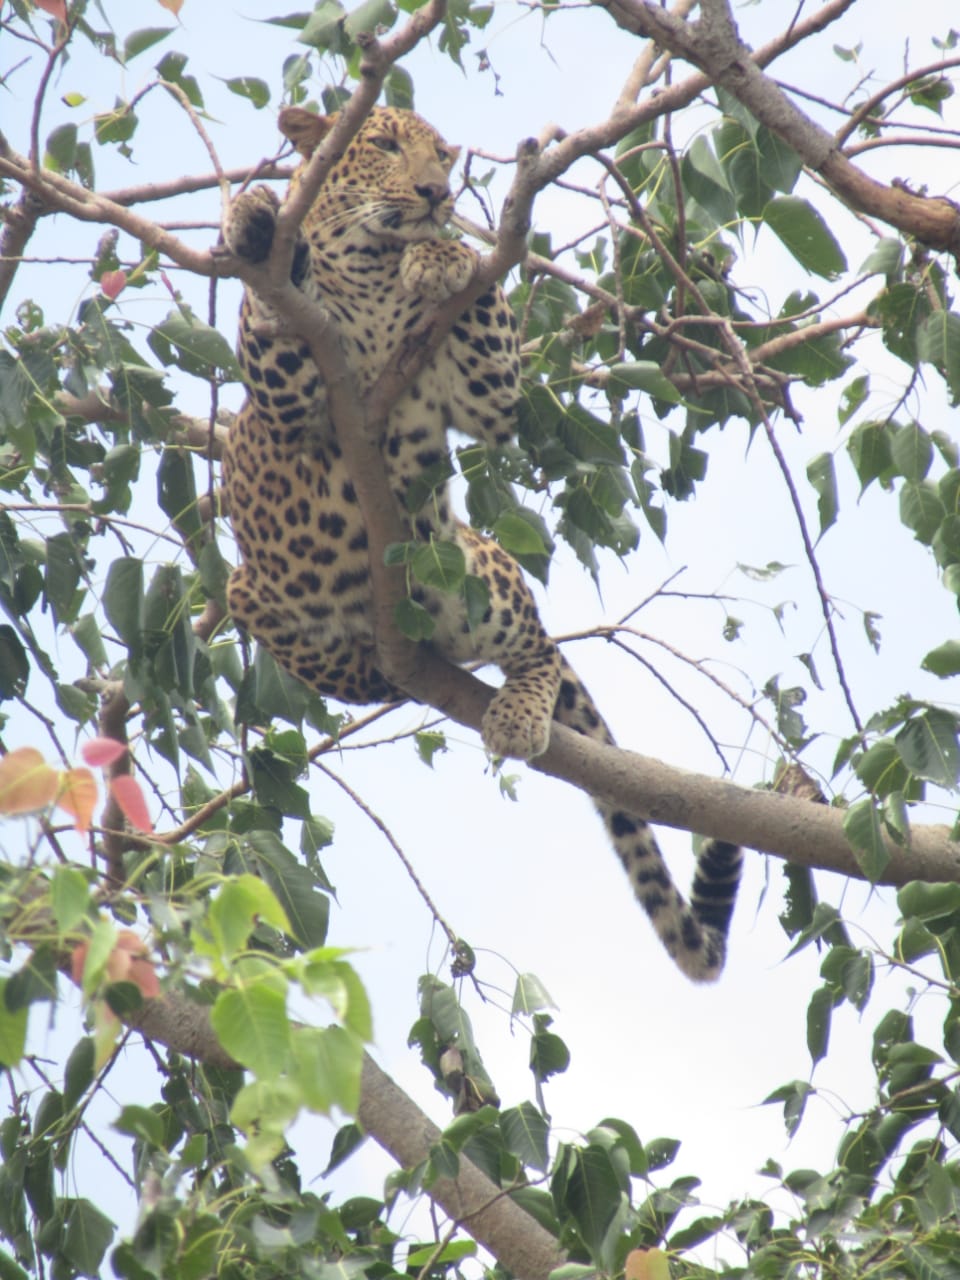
4,0,960,1268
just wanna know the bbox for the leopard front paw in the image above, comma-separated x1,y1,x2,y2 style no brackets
481,689,552,762
224,185,281,264
400,240,478,303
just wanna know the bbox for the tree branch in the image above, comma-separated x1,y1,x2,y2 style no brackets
590,0,960,260
123,995,565,1280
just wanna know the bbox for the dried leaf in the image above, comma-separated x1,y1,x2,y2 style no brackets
0,747,59,816
110,774,154,832
57,767,99,832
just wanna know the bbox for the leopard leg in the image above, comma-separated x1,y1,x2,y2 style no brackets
553,658,742,981
435,525,563,760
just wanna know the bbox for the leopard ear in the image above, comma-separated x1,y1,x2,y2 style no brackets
278,107,332,158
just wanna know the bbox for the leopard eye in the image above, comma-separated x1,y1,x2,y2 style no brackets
435,147,453,164
371,136,400,153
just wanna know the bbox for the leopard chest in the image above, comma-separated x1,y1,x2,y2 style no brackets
223,409,372,612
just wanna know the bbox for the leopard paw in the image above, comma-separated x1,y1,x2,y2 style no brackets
481,689,552,762
400,240,478,302
224,185,280,263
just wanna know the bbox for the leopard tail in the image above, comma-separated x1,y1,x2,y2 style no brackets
552,658,743,982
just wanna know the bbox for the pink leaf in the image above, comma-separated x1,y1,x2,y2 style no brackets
110,775,154,833
35,0,67,20
100,270,127,300
81,737,128,768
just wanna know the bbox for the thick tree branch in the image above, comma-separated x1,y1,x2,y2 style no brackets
123,996,564,1280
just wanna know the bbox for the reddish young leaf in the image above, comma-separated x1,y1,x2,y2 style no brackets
110,774,154,832
35,0,67,20
156,0,184,14
80,736,127,768
100,270,127,300
70,940,89,986
56,767,99,832
110,930,161,998
0,747,59,816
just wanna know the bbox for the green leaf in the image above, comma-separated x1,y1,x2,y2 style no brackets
512,972,555,1015
559,404,625,464
463,573,490,631
148,308,242,381
922,641,960,677
344,0,396,39
157,446,204,554
806,452,838,538
895,709,960,787
384,65,414,110
762,196,848,279
211,981,291,1078
898,881,960,923
806,984,834,1066
407,1240,476,1267
94,100,139,148
208,873,292,959
529,1021,570,1083
324,1121,366,1174
102,557,144,652
0,979,28,1068
298,0,347,49
553,1144,623,1265
290,1023,363,1114
414,730,447,767
501,1101,549,1171
63,1037,95,1109
113,1105,166,1149
859,238,903,279
847,420,893,492
606,362,681,404
917,309,960,400
410,540,466,592
394,597,435,640
842,798,890,881
243,830,330,948
122,27,174,62
763,1079,813,1138
899,480,945,544
50,866,90,933
0,626,29,699
44,123,77,173
62,1199,114,1276
223,76,271,109
890,422,933,481
493,513,548,556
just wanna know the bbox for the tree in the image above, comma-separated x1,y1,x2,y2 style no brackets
2,0,960,1276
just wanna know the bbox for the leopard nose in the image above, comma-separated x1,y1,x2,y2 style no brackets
415,182,450,208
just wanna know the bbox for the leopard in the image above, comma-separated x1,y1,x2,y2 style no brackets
221,103,743,981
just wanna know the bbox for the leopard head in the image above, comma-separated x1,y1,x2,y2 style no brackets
279,104,461,242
